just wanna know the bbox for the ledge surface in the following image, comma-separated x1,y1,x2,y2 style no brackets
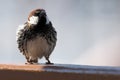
0,64,120,80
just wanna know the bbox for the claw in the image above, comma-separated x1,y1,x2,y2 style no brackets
45,62,54,65
25,62,33,64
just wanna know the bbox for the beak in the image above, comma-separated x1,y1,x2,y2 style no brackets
39,10,46,17
41,10,45,14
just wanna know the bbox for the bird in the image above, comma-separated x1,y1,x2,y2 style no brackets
16,9,57,64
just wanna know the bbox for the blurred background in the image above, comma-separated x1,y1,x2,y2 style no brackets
0,0,120,66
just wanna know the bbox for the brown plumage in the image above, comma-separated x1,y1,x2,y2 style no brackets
16,9,57,64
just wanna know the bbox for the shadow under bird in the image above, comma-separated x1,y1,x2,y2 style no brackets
16,9,57,64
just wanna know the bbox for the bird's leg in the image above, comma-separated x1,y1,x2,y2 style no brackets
31,59,38,63
45,57,53,64
25,61,33,64
29,59,38,64
25,59,33,64
25,56,38,64
25,56,32,64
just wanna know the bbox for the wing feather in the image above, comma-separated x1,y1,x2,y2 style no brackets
16,23,27,54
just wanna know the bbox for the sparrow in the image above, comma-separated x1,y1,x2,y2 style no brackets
16,9,57,64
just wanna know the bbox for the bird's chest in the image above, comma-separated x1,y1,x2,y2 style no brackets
24,27,47,40
26,36,50,57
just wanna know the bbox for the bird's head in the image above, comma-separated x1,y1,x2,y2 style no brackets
28,9,50,25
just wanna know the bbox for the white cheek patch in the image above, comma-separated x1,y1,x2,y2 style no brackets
28,16,39,25
46,16,50,25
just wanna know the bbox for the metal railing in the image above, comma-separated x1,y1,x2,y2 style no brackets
0,64,120,80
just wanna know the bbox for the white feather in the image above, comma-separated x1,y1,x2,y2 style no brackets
28,16,39,25
16,24,26,40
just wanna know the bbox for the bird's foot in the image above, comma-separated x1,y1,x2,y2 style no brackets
25,62,39,65
25,62,33,65
25,59,38,65
45,62,54,65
